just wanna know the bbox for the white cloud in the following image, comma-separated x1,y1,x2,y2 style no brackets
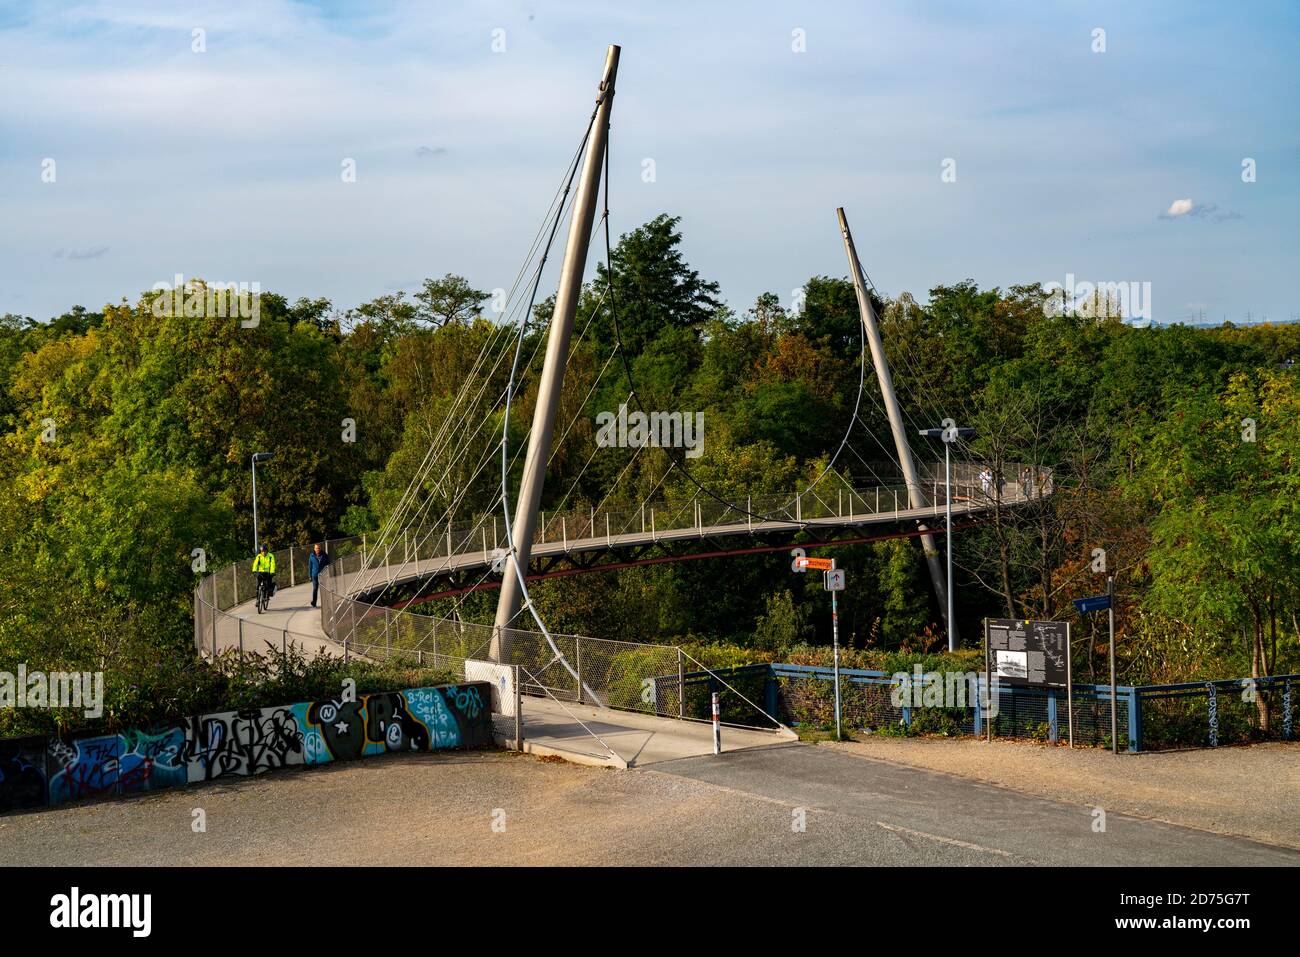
1165,198,1195,217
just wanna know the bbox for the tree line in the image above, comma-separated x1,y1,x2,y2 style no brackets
2,212,1298,727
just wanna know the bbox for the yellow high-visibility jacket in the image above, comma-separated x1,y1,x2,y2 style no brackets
252,552,276,574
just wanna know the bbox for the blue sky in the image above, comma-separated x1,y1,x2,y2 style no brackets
2,0,1297,324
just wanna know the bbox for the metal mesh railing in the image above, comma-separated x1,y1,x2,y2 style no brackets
192,463,1052,742
312,465,1046,651
1135,676,1298,750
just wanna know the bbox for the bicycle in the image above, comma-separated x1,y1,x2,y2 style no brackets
256,574,274,614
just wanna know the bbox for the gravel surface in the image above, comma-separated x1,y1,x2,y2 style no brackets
821,736,1300,849
2,750,936,867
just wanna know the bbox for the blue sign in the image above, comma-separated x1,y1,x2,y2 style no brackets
1073,594,1111,614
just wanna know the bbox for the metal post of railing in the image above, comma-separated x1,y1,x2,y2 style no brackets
894,489,898,515
641,504,645,533
590,505,594,537
290,549,296,587
606,513,611,546
747,496,752,532
404,529,409,565
513,664,523,750
563,516,567,550
677,647,685,719
576,640,583,705
232,563,239,605
282,629,288,656
796,494,802,521
446,524,452,557
493,515,498,550
875,487,879,513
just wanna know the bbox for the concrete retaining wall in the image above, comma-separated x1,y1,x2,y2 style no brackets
0,682,492,813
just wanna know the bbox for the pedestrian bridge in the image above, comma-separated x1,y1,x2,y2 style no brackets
193,465,1047,765
195,465,1046,671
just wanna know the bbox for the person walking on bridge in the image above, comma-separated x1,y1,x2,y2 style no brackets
309,542,331,608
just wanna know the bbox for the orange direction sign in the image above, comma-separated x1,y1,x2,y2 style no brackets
795,556,835,571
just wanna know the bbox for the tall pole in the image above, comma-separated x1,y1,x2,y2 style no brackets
831,559,842,741
945,440,954,652
837,208,955,643
1109,574,1117,754
493,45,620,660
251,457,260,553
1066,621,1074,749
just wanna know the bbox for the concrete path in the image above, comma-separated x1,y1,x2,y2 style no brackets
649,743,1300,866
205,580,345,659
514,696,792,768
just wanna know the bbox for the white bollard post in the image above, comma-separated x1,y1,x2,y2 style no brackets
712,692,721,755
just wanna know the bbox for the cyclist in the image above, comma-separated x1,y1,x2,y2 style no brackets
252,544,276,610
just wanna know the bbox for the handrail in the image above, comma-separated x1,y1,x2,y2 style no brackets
195,463,1053,663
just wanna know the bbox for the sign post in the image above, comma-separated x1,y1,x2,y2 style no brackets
827,561,844,741
793,552,846,740
1108,575,1117,755
711,692,721,755
1066,621,1073,748
1073,588,1117,754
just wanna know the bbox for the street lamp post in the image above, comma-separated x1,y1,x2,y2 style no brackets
918,424,975,652
251,452,274,552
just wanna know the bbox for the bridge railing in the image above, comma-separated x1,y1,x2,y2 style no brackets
196,462,1051,663
338,463,1050,592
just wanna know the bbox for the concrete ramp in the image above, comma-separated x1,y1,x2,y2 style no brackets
507,696,794,769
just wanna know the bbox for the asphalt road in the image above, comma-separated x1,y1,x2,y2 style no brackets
2,743,1294,866
649,742,1300,866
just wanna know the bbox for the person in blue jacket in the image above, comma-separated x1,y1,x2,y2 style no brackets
309,542,331,608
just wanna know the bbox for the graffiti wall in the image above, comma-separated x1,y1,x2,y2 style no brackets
0,682,492,813
294,684,492,764
183,707,306,783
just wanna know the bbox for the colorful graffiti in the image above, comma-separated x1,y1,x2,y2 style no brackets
120,725,188,794
297,687,490,764
0,682,492,813
48,734,122,805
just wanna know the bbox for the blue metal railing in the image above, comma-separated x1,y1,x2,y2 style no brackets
661,663,1300,752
